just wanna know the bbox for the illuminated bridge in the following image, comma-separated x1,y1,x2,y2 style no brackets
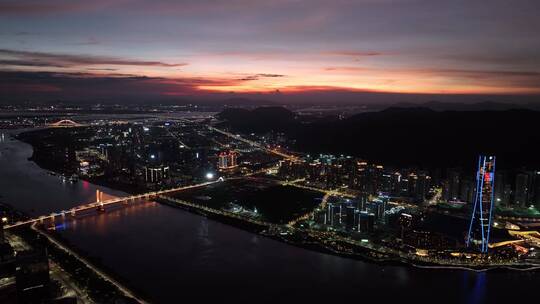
49,119,85,127
4,181,219,230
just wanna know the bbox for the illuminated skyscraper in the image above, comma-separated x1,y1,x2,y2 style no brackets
144,165,170,183
466,155,496,253
218,151,238,170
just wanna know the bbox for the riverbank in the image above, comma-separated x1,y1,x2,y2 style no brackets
155,196,540,272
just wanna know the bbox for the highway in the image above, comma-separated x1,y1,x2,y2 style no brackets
208,125,298,160
280,179,356,199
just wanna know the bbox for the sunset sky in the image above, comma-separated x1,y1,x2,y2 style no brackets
1,0,540,103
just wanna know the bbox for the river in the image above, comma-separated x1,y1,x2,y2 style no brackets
0,130,535,304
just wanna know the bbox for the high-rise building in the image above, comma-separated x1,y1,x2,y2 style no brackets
391,172,402,195
407,173,418,197
326,203,334,226
16,244,50,303
502,184,512,206
369,199,388,222
356,211,375,233
399,213,413,240
144,165,169,183
345,206,356,231
218,151,238,170
533,171,540,208
415,172,431,202
332,204,342,226
367,213,375,232
494,171,506,205
356,192,368,211
514,172,530,206
459,178,475,204
447,169,461,201
358,211,369,232
466,155,496,253
353,210,361,231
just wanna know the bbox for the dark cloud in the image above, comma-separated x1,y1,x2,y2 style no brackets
238,73,285,81
0,1,109,15
323,51,382,57
0,71,185,101
257,73,285,77
324,66,540,87
0,49,187,68
0,59,66,68
0,70,243,101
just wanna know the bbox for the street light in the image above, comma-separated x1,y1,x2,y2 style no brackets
206,172,214,180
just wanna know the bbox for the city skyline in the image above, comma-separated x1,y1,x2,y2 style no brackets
2,0,540,103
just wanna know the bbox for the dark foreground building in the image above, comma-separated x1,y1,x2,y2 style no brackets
15,244,51,303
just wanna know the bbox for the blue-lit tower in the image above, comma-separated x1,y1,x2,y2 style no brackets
466,155,496,253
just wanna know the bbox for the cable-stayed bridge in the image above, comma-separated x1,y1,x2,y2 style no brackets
4,180,219,230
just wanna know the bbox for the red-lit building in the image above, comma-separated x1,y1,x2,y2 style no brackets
218,151,238,170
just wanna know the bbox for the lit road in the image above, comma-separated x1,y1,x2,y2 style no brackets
0,277,15,289
288,192,333,227
49,261,93,304
208,125,298,160
166,126,191,149
280,179,356,199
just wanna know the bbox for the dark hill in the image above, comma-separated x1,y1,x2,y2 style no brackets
217,106,540,169
217,106,296,133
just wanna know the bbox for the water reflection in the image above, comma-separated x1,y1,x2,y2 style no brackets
461,271,487,304
58,200,158,233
